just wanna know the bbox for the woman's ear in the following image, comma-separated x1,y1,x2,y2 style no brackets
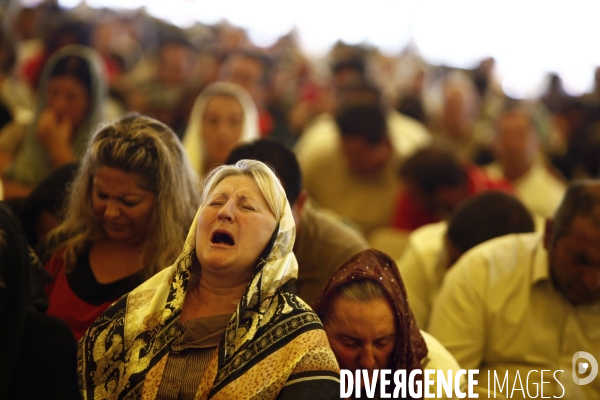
291,190,308,227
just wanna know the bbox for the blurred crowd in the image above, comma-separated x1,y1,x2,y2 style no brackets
0,2,599,399
2,3,600,194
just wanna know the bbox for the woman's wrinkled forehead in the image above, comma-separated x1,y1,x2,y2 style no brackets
204,174,274,214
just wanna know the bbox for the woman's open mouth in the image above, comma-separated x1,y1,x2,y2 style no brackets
211,230,235,246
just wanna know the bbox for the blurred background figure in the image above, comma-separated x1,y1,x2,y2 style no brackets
301,101,402,235
398,191,536,329
218,50,296,147
0,25,34,140
0,45,106,197
484,102,566,218
125,35,199,138
2,162,78,260
226,138,369,303
392,144,513,232
427,71,492,165
183,81,258,178
19,13,91,92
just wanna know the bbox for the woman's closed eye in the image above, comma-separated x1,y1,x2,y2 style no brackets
241,203,256,211
339,336,360,347
375,336,393,347
122,199,140,207
95,190,108,200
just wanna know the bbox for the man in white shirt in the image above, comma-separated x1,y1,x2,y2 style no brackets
398,191,535,329
429,180,600,399
484,104,566,218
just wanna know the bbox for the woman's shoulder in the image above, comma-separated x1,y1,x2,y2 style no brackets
44,248,67,275
420,330,462,372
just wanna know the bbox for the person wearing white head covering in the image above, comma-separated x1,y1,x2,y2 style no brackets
78,160,340,400
183,82,259,178
3,45,106,187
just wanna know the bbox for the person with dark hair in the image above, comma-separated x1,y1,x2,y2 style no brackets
330,58,365,89
126,36,199,138
398,191,535,328
484,104,566,218
300,101,406,234
218,50,296,147
0,45,106,197
0,203,79,400
391,144,513,231
3,162,78,259
20,17,91,91
295,81,430,180
428,180,600,398
336,103,391,174
0,25,34,133
445,191,535,264
226,138,368,303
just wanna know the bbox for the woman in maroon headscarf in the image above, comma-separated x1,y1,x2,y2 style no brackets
313,249,462,399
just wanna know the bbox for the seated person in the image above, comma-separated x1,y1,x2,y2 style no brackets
391,144,513,232
427,71,491,165
1,45,106,197
295,82,431,167
44,114,200,340
398,191,535,329
301,102,403,235
2,162,78,259
484,102,566,218
182,81,259,178
225,138,369,303
429,180,600,399
313,249,464,399
217,50,296,146
79,160,340,399
0,203,78,399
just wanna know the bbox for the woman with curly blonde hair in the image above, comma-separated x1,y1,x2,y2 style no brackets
44,113,200,340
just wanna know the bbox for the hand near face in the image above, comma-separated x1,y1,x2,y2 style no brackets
36,108,76,166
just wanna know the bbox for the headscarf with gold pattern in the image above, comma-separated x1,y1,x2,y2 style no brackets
78,168,327,399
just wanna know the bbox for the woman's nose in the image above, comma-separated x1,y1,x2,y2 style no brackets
104,200,120,219
52,95,68,115
217,200,235,221
358,346,376,370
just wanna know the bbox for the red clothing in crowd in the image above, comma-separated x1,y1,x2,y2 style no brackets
391,164,514,232
44,249,140,341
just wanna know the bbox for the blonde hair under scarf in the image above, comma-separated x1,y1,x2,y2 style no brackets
78,161,325,399
183,82,259,177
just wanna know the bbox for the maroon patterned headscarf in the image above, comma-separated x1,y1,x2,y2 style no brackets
312,249,427,375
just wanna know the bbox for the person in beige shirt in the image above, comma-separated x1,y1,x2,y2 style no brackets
484,103,566,218
399,191,535,329
300,101,403,235
429,180,600,399
226,138,369,303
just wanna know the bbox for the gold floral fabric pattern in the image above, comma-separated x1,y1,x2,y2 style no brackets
78,196,339,399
